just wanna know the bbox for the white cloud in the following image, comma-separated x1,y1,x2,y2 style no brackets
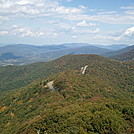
97,26,134,41
0,0,134,45
89,9,98,12
120,6,134,10
0,31,9,35
12,25,19,28
123,26,134,36
0,0,133,25
73,28,100,34
0,0,85,20
0,25,45,38
98,11,117,15
96,35,122,41
0,24,62,38
77,20,97,27
53,6,83,14
12,27,45,37
0,16,9,21
66,0,72,2
60,24,75,31
120,6,134,15
125,10,134,15
91,28,100,33
64,13,134,24
72,35,77,38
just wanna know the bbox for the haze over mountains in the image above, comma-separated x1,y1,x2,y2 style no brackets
102,45,134,57
0,43,132,66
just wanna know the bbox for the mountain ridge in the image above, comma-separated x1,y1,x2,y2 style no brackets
0,54,133,92
0,43,130,66
101,45,134,57
111,49,134,61
0,54,134,134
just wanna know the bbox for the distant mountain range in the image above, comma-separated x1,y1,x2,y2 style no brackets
101,45,134,57
0,44,68,56
94,44,128,50
0,43,131,66
0,52,22,61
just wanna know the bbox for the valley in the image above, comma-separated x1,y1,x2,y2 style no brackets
0,43,131,66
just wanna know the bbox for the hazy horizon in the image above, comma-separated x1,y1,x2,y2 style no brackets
0,43,133,47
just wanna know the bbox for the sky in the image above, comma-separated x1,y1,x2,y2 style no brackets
0,0,134,46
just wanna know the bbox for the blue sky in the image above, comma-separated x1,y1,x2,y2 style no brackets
0,0,134,46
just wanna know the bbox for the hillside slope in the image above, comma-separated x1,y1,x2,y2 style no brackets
111,49,134,61
0,54,134,134
0,54,108,92
0,54,134,92
102,45,134,57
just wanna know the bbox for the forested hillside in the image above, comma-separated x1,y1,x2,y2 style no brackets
111,49,134,61
0,54,134,134
0,54,115,92
0,54,134,92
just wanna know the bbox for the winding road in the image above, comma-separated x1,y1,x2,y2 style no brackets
46,81,56,91
46,65,88,91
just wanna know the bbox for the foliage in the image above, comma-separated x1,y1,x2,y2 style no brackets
1,54,134,92
112,49,134,61
0,54,134,134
